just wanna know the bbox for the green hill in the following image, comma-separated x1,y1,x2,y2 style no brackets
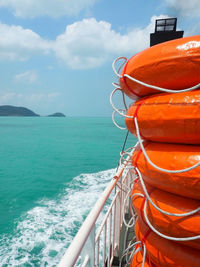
0,105,40,116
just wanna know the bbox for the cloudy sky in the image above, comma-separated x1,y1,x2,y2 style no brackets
0,0,199,116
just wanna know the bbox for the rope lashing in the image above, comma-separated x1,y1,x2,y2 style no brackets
120,240,147,267
110,88,133,119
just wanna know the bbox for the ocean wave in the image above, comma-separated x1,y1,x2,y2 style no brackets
0,168,116,266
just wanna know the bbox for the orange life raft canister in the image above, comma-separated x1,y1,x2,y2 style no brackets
125,90,200,144
132,142,200,200
135,217,200,267
120,35,200,99
132,180,200,250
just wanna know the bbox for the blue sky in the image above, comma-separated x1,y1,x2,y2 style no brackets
0,0,199,116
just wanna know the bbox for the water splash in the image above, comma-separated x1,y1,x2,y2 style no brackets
0,168,116,266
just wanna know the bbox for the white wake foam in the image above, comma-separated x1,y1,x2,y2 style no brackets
0,168,116,266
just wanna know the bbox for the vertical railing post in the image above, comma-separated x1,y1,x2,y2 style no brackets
81,225,95,266
114,191,121,257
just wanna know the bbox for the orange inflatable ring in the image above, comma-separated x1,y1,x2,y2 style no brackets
132,180,200,250
130,250,156,267
125,90,200,144
135,217,200,267
120,35,200,99
132,142,200,200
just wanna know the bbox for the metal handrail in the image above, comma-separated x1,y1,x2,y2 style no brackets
58,154,133,267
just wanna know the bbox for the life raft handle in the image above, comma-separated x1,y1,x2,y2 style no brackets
112,56,127,78
112,110,127,130
110,87,133,130
135,117,200,174
110,88,133,119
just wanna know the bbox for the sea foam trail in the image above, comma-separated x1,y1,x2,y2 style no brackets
0,168,116,267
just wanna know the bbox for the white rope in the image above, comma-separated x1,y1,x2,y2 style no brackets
112,57,127,78
120,241,140,267
112,110,127,130
122,171,140,228
119,145,139,170
111,85,129,110
112,82,121,88
119,147,135,168
122,187,136,229
135,167,200,217
123,223,133,258
126,246,141,266
120,240,146,267
131,192,145,200
110,87,134,130
144,198,200,241
135,116,200,173
119,153,133,169
110,88,133,119
124,73,200,93
141,242,146,267
122,91,128,110
120,146,133,156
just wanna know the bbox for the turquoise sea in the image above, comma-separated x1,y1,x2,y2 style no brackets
0,117,136,266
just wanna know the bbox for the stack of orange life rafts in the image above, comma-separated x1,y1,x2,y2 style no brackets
116,35,200,267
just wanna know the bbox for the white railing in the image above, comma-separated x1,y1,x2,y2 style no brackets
58,155,135,267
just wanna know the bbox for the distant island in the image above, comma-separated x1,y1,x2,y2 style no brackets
47,112,65,117
0,105,40,117
0,105,65,117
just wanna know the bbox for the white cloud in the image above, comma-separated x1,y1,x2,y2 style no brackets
47,93,60,100
15,71,38,83
47,65,54,70
0,92,16,102
0,23,50,61
26,92,60,102
53,16,169,69
165,0,200,17
0,92,60,105
0,16,170,69
0,0,96,18
29,93,45,102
